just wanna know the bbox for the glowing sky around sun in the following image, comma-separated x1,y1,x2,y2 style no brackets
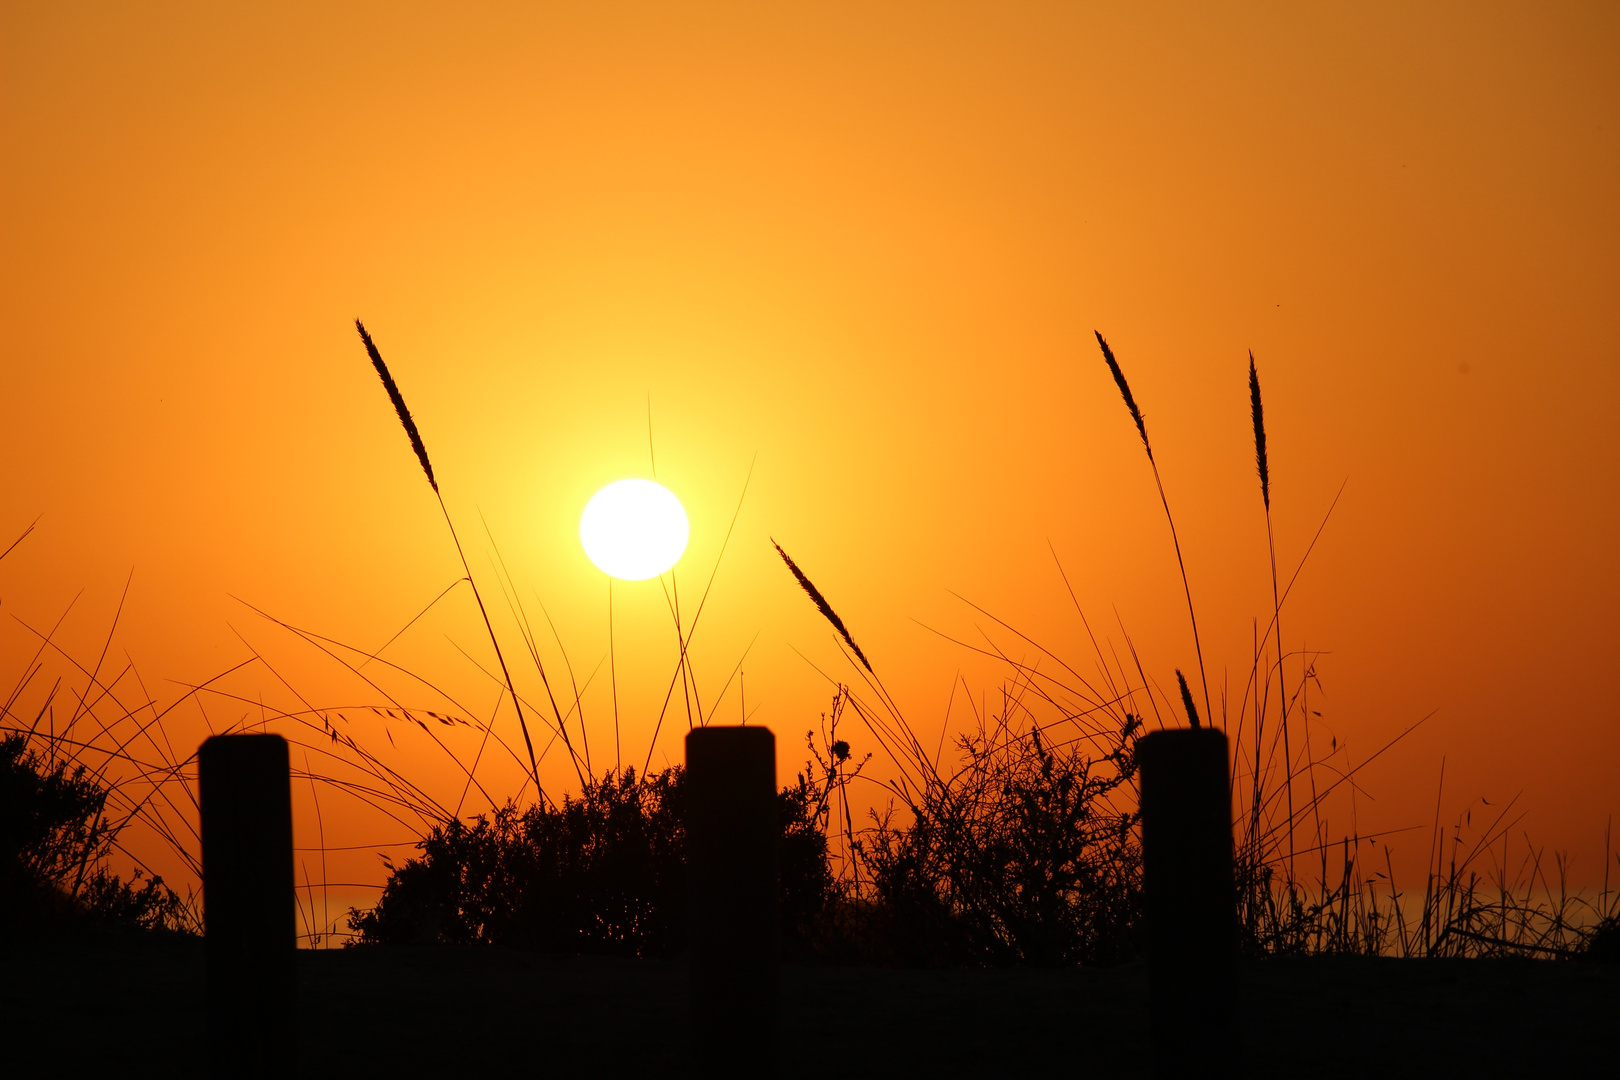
1,2,1616,905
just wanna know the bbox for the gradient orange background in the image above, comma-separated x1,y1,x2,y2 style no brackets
3,2,1617,919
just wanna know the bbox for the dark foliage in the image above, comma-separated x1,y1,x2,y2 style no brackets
349,704,1145,968
0,733,188,934
1581,915,1620,965
849,722,1143,967
777,771,837,950
349,764,833,957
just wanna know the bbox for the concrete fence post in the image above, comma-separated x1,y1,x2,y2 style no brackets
685,725,778,1078
1138,727,1238,1079
199,733,296,1078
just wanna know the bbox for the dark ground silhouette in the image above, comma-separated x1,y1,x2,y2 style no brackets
5,932,1616,1077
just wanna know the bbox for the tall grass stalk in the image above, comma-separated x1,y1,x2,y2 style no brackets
356,320,567,805
1093,332,1213,729
1248,354,1298,879
772,336,1618,963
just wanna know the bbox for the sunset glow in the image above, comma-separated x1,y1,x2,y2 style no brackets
1,3,1616,932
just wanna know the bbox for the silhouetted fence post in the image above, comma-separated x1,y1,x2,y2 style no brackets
199,734,296,1078
1138,727,1237,1080
685,725,779,1078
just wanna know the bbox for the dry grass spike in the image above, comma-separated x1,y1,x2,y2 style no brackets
1249,351,1270,511
772,540,874,674
356,319,437,494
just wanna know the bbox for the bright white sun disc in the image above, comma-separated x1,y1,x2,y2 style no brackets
579,479,689,581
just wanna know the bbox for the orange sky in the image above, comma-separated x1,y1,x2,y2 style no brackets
3,1,1617,919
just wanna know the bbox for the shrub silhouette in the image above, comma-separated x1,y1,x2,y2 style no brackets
839,719,1143,967
1582,915,1620,964
1,732,187,933
348,718,1149,968
349,764,832,957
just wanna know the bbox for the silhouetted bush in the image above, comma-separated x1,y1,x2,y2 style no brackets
349,763,833,957
1,732,188,934
348,704,1146,967
1580,915,1620,965
839,720,1143,967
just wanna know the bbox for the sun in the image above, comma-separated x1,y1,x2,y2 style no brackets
579,479,690,581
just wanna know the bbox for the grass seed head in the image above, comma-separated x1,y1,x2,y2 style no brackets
1249,351,1270,511
356,319,437,494
772,540,874,675
1095,331,1153,462
1176,669,1201,729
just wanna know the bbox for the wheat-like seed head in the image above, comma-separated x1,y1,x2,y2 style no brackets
1095,331,1153,462
1249,351,1270,512
1176,668,1201,729
772,539,874,674
356,319,438,494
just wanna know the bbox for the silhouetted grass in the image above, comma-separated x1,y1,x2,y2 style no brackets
1,732,190,933
1094,332,1212,727
768,336,1620,966
357,320,573,804
772,541,872,674
12,323,1616,971
334,326,1620,967
0,529,195,935
770,560,1145,966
